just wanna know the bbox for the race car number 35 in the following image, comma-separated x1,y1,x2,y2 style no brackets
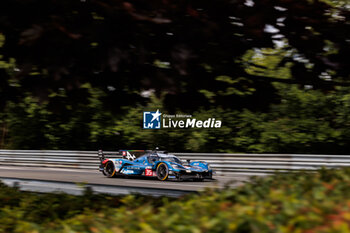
145,169,153,176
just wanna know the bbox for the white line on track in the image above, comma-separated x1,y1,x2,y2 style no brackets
126,180,220,188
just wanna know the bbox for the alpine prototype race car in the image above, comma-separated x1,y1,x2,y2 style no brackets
98,149,213,181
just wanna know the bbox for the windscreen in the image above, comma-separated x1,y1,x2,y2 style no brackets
160,156,182,164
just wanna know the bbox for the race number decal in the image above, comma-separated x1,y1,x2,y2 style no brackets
145,169,153,176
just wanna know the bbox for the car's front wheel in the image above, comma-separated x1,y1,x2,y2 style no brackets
156,163,169,181
104,161,116,178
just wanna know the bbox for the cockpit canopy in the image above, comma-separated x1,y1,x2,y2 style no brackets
133,153,182,165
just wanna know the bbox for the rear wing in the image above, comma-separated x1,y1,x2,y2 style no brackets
98,150,120,162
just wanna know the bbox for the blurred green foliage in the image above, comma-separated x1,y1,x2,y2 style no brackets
2,168,350,232
0,0,350,153
2,80,350,153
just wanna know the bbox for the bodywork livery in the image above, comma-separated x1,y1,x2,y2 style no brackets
98,150,213,181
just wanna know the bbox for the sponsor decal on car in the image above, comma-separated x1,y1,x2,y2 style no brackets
122,170,134,174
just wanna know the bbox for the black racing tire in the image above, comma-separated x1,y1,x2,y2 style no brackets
156,163,169,181
104,161,116,178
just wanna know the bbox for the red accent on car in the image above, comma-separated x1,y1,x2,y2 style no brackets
145,169,153,176
102,159,109,164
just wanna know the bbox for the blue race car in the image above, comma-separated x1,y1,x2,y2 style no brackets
98,149,213,181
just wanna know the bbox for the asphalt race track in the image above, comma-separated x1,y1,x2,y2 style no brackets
0,166,251,196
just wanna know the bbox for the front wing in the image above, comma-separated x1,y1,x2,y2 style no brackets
169,170,213,180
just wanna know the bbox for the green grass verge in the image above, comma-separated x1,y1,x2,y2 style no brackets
2,168,350,232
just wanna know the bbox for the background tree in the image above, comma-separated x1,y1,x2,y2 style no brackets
0,0,349,110
0,0,349,152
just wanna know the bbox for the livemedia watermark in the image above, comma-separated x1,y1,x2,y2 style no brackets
143,109,222,129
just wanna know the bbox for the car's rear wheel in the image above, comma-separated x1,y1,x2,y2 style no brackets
156,163,168,181
104,161,116,178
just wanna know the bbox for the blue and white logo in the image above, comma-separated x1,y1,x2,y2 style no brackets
143,109,162,129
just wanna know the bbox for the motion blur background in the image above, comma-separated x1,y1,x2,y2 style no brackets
0,0,349,153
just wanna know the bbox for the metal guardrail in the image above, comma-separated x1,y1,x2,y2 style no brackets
0,177,193,197
1,150,350,175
